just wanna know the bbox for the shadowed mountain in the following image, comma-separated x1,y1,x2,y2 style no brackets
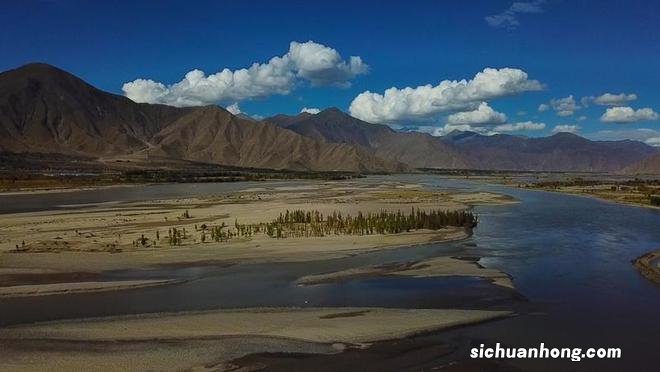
623,153,660,174
0,63,405,172
442,131,658,172
268,109,657,172
0,63,189,155
266,108,469,168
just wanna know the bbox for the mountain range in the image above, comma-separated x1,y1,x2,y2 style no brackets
0,63,658,173
266,109,658,172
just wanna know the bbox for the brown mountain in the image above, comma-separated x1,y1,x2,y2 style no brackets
268,109,658,172
623,154,660,175
442,131,657,172
0,63,404,172
266,108,469,168
148,106,405,172
0,63,189,155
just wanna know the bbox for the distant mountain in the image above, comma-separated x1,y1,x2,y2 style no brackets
442,131,658,172
0,63,405,172
2,63,655,174
266,108,469,168
268,109,658,172
623,154,660,175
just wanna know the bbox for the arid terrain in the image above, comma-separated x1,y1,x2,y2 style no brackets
0,179,523,370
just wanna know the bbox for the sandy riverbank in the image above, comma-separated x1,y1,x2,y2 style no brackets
0,279,180,298
633,250,660,284
297,256,514,289
0,180,513,275
0,307,512,371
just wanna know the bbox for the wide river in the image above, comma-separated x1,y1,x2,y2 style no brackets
1,175,659,371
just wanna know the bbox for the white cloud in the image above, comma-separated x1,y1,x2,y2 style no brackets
583,92,637,107
349,67,542,124
431,120,545,136
646,137,660,146
288,42,368,87
592,92,637,106
577,115,587,121
300,107,321,114
600,106,659,123
552,124,581,134
122,41,368,107
446,102,507,125
494,121,545,132
550,95,578,116
485,0,546,29
539,95,581,116
226,103,241,115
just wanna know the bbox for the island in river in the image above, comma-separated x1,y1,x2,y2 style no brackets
0,179,520,371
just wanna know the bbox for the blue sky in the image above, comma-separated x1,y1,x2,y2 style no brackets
2,0,660,144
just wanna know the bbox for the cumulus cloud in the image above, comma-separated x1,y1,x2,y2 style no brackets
446,102,507,125
552,124,581,134
122,41,368,107
494,121,545,132
582,92,637,107
349,67,542,124
225,103,241,115
485,0,545,29
300,107,321,114
550,95,579,116
538,95,581,116
600,106,659,123
432,120,545,136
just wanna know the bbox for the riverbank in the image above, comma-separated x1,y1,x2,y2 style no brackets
633,250,660,284
296,256,514,289
448,172,660,210
0,307,512,371
0,180,514,282
0,279,181,298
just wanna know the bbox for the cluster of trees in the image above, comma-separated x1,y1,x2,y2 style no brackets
650,195,660,206
167,227,186,245
145,208,477,247
261,208,477,238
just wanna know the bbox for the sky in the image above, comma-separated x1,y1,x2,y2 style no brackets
2,0,660,145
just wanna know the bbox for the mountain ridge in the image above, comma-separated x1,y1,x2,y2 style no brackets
0,63,406,172
268,109,658,172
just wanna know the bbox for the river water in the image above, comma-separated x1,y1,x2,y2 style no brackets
1,175,659,371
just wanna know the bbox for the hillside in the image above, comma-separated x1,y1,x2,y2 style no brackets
0,63,404,173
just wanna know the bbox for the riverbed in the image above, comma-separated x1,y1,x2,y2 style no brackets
1,175,659,371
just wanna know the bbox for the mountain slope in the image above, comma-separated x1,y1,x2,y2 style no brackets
623,154,660,174
268,109,657,172
149,106,406,172
267,108,469,168
0,63,404,172
0,63,189,155
443,132,658,172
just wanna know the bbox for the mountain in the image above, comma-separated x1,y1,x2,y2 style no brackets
268,109,658,172
442,131,658,172
0,63,405,172
623,154,660,174
148,106,405,172
266,108,469,168
0,63,189,155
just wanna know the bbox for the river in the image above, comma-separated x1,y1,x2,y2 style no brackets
1,175,658,371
